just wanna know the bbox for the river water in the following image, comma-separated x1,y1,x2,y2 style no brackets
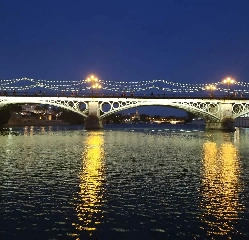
1,124,249,239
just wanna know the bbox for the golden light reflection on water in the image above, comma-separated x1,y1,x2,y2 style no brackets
72,131,105,237
23,126,34,136
200,137,244,237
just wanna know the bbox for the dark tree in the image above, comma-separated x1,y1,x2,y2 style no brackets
153,115,161,120
0,106,11,126
105,113,123,124
9,104,22,112
185,111,198,123
0,104,22,127
140,114,150,122
59,110,85,124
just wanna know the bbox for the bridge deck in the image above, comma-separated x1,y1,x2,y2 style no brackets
0,94,248,100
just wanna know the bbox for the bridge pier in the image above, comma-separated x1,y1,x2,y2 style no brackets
205,118,235,132
85,102,103,130
205,103,235,132
85,115,103,130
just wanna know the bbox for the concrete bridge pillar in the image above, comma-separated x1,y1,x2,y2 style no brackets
205,102,235,132
85,101,103,130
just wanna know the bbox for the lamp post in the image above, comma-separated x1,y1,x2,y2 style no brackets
87,75,101,97
223,77,235,96
206,85,216,97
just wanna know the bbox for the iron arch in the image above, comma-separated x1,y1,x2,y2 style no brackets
0,97,89,118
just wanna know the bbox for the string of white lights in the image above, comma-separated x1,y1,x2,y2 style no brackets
1,78,249,93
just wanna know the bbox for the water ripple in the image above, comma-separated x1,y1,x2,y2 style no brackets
0,126,249,239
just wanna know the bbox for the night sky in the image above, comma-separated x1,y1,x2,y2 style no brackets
1,0,249,115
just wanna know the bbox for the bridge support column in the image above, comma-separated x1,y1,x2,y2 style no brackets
85,102,103,130
205,118,235,132
205,103,235,132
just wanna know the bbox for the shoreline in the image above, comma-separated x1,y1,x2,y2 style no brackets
4,119,71,127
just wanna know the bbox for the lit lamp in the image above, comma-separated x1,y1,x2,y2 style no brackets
92,82,102,96
206,85,216,97
223,77,235,96
87,75,101,96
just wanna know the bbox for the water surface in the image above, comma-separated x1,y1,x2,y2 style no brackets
1,124,249,239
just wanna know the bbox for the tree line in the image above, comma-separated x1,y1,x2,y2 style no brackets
0,105,22,127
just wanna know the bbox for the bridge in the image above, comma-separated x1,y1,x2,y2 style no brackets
1,77,249,131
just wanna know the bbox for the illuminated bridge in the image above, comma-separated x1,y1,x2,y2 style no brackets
1,77,249,131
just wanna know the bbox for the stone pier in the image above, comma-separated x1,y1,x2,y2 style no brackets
205,118,235,132
205,102,235,132
85,101,103,130
85,115,103,130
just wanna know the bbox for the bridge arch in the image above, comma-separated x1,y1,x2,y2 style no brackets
0,97,89,118
232,103,249,119
99,99,220,121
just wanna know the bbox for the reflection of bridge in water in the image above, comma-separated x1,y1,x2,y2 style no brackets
2,77,249,131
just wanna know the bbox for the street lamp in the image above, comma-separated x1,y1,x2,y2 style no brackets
223,77,235,96
92,82,102,96
87,75,101,96
206,85,216,97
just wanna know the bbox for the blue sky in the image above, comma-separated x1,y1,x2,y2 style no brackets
1,0,249,115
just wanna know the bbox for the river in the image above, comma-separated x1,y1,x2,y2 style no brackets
1,124,249,239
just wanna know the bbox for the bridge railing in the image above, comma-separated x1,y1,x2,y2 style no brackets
0,91,247,100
